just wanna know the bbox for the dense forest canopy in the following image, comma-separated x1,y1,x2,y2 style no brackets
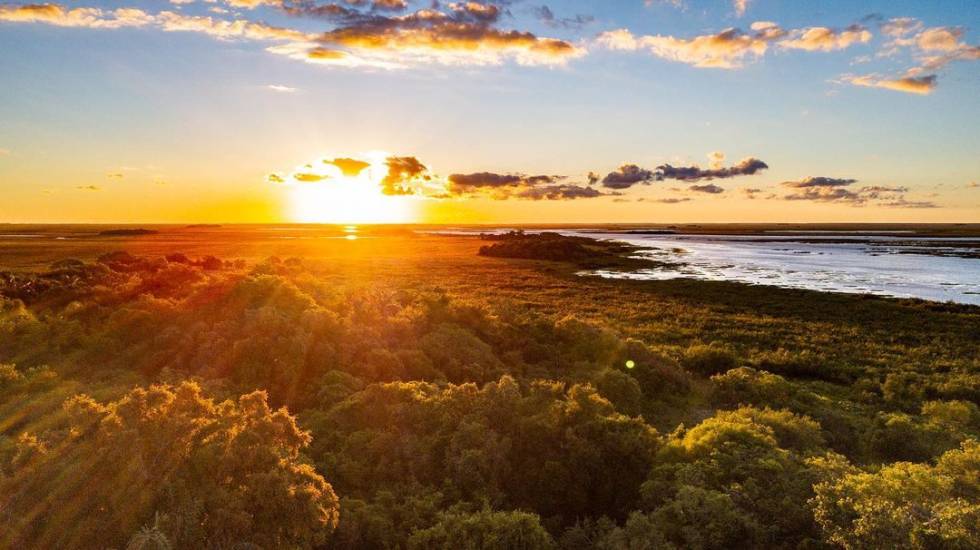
1,232,978,549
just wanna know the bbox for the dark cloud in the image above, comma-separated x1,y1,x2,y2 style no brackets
324,157,371,176
446,171,608,200
515,184,603,200
656,157,769,181
689,183,725,194
533,5,594,30
282,0,580,65
654,197,692,204
781,178,933,207
382,156,428,195
784,187,862,203
860,185,909,199
600,157,768,189
781,176,857,188
601,164,656,189
448,172,563,191
879,198,938,209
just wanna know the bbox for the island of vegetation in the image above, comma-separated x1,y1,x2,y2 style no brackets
478,230,662,271
0,230,977,549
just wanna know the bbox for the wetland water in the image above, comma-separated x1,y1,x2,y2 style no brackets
571,231,980,305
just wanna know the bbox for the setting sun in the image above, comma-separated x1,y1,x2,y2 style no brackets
286,158,418,224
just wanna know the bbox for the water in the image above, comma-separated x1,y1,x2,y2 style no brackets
567,232,980,305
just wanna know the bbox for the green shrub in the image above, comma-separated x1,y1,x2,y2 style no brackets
681,343,737,376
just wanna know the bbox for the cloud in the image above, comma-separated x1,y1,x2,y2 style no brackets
76,185,100,191
514,184,603,200
2,2,581,70
106,172,124,179
293,172,331,182
598,21,875,69
840,73,937,95
445,171,609,200
689,183,724,194
324,157,371,177
733,0,749,18
780,177,934,207
708,151,725,169
879,198,938,209
784,186,861,203
881,17,923,39
781,176,858,188
914,27,980,71
656,157,768,181
601,164,656,189
654,197,691,204
267,173,285,183
449,172,558,191
779,25,872,52
266,84,297,92
382,156,429,195
0,4,153,28
863,21,979,94
316,9,586,67
533,5,593,30
599,157,768,189
597,24,785,69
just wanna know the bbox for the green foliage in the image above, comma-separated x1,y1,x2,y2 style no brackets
811,439,980,549
867,412,963,462
0,382,339,549
2,241,979,549
408,508,556,550
710,367,794,408
681,343,737,376
642,407,834,547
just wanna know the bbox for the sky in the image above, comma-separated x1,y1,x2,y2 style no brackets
0,0,978,224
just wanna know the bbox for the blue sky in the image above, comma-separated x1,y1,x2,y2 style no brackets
0,0,978,223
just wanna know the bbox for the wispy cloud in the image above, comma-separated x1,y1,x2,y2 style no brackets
779,25,871,52
841,19,979,95
597,23,784,69
781,177,935,207
597,21,873,69
733,0,750,18
266,84,297,93
838,73,937,95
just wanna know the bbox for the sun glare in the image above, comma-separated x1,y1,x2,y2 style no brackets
289,161,417,224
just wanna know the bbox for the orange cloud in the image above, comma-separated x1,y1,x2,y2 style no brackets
779,25,871,52
597,23,785,69
0,4,153,28
841,73,937,95
324,158,371,177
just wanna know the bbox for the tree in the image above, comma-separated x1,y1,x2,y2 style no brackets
408,509,556,550
0,382,339,549
811,440,980,549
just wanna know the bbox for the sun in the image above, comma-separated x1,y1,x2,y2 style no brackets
288,160,417,224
